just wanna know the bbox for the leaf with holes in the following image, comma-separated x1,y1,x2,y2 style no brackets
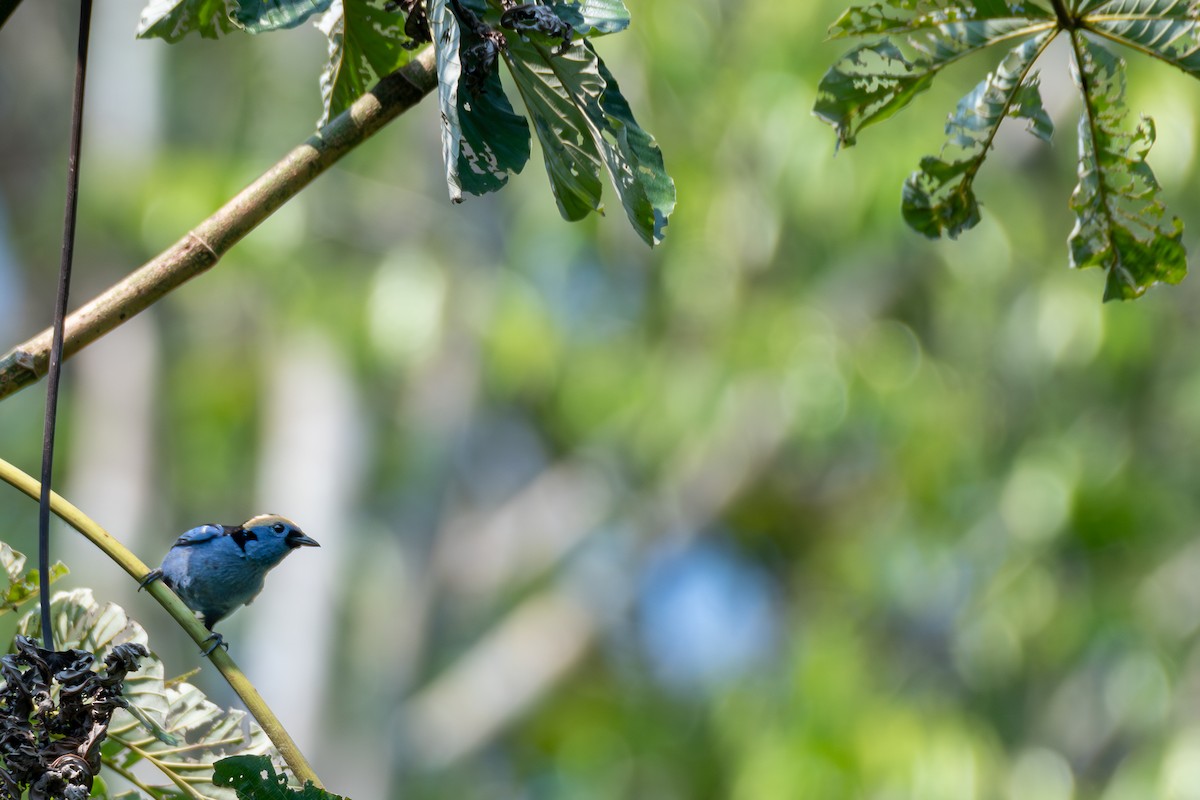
429,0,532,198
215,755,347,798
903,30,1054,238
101,681,277,800
138,0,239,41
1067,33,1185,300
458,68,532,195
814,0,1200,299
814,1,1054,147
317,0,420,125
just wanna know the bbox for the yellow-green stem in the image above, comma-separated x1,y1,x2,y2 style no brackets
0,456,322,788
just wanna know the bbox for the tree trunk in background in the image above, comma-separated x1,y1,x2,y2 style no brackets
249,328,367,793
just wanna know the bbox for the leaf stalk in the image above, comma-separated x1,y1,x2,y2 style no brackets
1049,0,1076,30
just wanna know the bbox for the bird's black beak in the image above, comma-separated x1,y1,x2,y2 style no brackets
286,530,320,548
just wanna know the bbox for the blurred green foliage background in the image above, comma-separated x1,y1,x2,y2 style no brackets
5,1,1200,798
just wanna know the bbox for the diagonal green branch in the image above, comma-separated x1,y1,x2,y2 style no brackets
0,455,321,789
0,46,437,402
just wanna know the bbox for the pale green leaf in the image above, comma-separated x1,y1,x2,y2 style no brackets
236,0,332,33
137,0,238,41
429,0,468,202
550,0,631,36
1082,0,1200,74
317,0,419,126
829,0,1050,38
592,50,675,245
814,0,1054,146
902,30,1054,238
104,681,276,800
2,562,69,613
0,539,25,583
503,38,605,221
1067,33,1185,300
1011,73,1053,142
0,540,67,614
502,37,673,243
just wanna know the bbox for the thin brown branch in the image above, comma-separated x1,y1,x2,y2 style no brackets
0,47,438,401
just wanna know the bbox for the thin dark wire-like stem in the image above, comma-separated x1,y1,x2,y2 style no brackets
0,48,438,402
0,0,26,31
39,0,93,651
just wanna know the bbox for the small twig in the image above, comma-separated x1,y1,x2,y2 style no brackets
102,756,172,799
0,47,438,402
38,0,93,652
108,734,208,800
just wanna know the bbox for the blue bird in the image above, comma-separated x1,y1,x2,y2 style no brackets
140,514,319,655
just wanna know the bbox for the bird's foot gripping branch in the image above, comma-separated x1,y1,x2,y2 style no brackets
0,537,274,798
14,585,284,800
138,515,319,658
0,457,330,796
0,542,341,800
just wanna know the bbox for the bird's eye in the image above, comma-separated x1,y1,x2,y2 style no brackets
272,523,286,533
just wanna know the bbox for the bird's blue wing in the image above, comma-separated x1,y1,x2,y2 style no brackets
172,524,225,547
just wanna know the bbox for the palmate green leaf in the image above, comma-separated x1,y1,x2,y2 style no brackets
317,0,418,126
137,0,238,41
903,29,1054,238
1068,33,1185,300
236,0,332,33
16,589,274,800
814,1,1054,147
1081,0,1200,73
214,756,348,799
101,681,276,800
829,0,1051,37
504,37,674,245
